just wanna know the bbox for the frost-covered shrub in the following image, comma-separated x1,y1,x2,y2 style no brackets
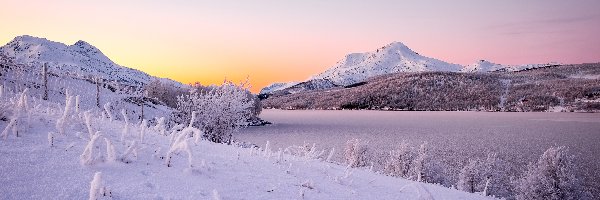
144,79,187,108
166,130,194,167
104,138,117,163
174,81,256,144
383,141,413,178
120,141,138,163
344,138,369,168
480,153,513,198
153,117,166,136
120,109,129,142
56,94,73,135
284,142,326,160
516,146,582,200
80,132,102,165
83,110,95,139
139,119,147,143
410,142,442,183
457,159,481,193
1,89,28,139
89,172,111,200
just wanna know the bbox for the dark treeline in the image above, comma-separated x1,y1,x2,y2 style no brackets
262,63,600,112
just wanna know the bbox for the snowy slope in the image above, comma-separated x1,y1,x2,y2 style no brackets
0,89,495,200
259,82,299,95
0,35,157,85
311,42,462,86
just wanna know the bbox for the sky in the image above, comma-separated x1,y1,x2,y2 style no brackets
1,0,599,93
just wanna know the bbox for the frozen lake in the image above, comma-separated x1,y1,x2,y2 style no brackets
237,109,600,193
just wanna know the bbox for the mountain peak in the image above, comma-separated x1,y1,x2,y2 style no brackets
385,41,408,48
9,35,51,44
381,41,413,52
0,35,151,85
74,40,92,47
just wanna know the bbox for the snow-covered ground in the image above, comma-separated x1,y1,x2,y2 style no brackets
0,90,494,200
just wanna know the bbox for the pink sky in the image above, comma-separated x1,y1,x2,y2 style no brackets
1,0,599,92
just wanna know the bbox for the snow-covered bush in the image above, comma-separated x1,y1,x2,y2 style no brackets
80,132,102,165
144,79,187,108
56,94,73,135
410,142,441,183
1,89,28,139
104,138,117,163
284,142,326,160
120,141,138,163
457,159,481,193
166,130,194,167
174,81,256,144
480,153,513,198
139,119,147,143
516,146,582,200
89,172,111,200
344,138,369,168
84,110,95,138
153,117,166,136
383,141,413,178
326,147,335,163
120,109,129,142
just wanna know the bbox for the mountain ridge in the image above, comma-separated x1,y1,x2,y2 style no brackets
260,42,558,94
0,35,182,87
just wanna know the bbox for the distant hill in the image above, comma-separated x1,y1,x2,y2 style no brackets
262,63,600,112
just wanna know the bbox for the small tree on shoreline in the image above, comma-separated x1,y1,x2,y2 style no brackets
175,80,255,144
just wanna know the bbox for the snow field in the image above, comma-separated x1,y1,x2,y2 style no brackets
0,87,493,200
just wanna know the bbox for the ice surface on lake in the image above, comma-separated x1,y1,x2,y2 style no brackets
238,109,600,194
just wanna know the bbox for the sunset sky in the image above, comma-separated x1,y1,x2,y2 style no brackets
1,0,599,93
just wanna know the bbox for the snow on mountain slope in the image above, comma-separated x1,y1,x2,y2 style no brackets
259,82,299,94
311,42,463,86
462,60,507,72
260,42,560,94
0,89,495,200
0,35,153,85
462,60,560,73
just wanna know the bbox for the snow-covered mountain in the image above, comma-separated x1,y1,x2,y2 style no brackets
311,42,462,86
0,35,154,85
260,42,559,94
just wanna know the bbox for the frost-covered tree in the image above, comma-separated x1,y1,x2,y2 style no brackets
144,79,186,108
480,153,513,198
456,153,512,197
344,138,369,167
516,146,581,200
384,141,413,178
457,159,481,193
175,80,256,144
410,142,438,183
